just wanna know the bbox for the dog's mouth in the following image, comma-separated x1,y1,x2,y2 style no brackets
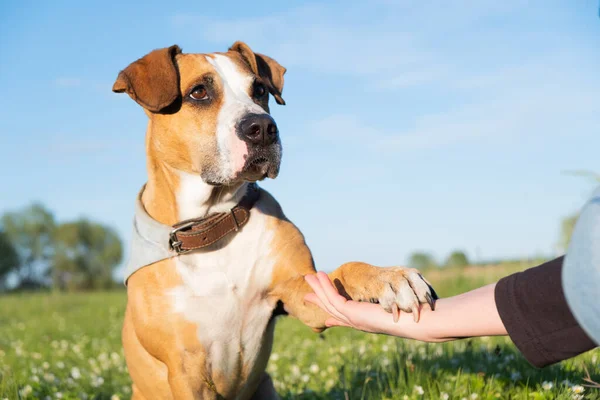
242,155,280,181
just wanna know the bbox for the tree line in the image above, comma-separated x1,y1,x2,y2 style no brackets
0,203,122,292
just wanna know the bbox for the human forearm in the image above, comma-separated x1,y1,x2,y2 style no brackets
305,273,507,341
383,283,508,341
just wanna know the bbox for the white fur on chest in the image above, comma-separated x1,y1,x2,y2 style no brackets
168,172,276,375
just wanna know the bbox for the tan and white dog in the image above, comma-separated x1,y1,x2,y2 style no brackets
113,42,437,400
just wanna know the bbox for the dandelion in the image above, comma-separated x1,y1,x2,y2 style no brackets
309,364,319,374
414,385,425,395
571,385,585,394
542,381,553,390
440,393,449,400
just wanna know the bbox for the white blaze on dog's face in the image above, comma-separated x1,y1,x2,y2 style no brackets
112,42,286,185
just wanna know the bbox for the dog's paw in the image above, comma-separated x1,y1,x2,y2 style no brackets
373,267,438,322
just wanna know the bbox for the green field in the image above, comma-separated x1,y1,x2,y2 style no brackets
1,263,598,400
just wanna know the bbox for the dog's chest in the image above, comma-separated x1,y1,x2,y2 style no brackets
167,213,276,375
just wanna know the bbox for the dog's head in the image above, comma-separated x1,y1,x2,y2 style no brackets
112,42,286,185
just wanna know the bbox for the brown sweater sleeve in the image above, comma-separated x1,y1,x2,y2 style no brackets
494,256,596,368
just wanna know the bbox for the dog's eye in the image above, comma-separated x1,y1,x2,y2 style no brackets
254,83,267,98
189,86,208,101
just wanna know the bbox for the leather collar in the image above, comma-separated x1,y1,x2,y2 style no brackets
123,183,260,285
168,183,260,254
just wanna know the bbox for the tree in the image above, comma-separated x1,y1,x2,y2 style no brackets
444,250,470,268
0,230,19,290
1,203,56,287
407,252,437,270
52,219,123,290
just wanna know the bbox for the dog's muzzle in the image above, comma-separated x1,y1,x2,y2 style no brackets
237,113,282,181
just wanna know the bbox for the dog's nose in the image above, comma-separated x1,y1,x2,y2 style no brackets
239,114,279,146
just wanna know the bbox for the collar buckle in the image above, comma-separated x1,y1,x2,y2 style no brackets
169,221,196,255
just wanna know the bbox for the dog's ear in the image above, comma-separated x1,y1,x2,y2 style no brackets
112,45,182,112
229,41,286,105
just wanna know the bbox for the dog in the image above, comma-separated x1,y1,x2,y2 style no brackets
113,41,437,399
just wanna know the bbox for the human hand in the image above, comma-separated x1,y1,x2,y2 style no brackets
304,271,413,334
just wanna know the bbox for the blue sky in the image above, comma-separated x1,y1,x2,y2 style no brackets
1,0,599,278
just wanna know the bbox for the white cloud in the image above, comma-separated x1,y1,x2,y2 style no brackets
171,0,532,76
313,70,600,153
172,1,599,152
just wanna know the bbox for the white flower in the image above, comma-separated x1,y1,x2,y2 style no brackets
414,385,425,395
301,374,309,382
572,395,583,400
440,393,449,400
56,361,65,369
55,393,63,399
71,367,81,379
309,364,319,374
470,394,478,399
270,353,279,361
19,385,33,397
402,396,409,400
291,365,300,376
110,396,120,400
42,362,50,369
542,381,553,390
382,345,389,351
571,385,585,394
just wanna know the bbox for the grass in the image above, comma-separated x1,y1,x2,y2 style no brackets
0,262,598,400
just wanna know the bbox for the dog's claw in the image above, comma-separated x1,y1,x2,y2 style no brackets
425,293,436,311
411,304,420,323
392,303,400,323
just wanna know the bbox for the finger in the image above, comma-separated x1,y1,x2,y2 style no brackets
325,318,351,328
304,293,327,309
315,272,349,312
305,274,348,321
